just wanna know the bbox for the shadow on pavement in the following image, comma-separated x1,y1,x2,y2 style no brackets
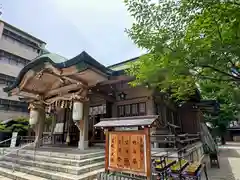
202,148,239,180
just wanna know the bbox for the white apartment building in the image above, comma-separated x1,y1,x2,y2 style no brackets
0,20,46,120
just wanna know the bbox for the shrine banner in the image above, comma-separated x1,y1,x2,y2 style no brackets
108,131,147,176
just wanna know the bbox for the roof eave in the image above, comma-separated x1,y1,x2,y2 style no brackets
4,51,116,93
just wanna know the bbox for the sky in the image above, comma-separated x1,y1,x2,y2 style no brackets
0,0,143,66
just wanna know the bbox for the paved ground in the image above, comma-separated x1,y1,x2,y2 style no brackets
202,142,240,180
0,175,11,180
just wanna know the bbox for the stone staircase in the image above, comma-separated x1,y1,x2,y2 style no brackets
0,148,105,180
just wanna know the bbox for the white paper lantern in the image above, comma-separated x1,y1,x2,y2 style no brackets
72,101,83,121
29,109,39,125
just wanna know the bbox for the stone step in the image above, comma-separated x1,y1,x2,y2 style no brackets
76,168,105,180
6,153,105,166
3,148,105,160
0,175,12,180
0,166,48,180
0,161,104,180
0,156,104,175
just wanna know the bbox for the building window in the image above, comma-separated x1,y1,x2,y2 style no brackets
0,98,28,113
117,102,146,117
0,50,30,67
118,105,125,117
89,104,107,116
139,102,146,115
0,73,15,86
125,104,131,116
131,103,138,116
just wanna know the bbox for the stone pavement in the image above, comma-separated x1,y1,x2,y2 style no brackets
0,175,11,180
202,142,240,180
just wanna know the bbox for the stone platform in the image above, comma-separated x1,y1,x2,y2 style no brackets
0,146,105,180
0,142,203,180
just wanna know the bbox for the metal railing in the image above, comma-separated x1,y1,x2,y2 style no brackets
19,136,35,145
150,133,201,149
151,141,205,179
0,137,14,146
0,135,51,172
0,137,17,156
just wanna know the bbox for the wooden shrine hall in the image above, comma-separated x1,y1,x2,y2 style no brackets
3,51,219,150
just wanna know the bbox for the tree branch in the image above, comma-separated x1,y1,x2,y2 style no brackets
230,0,240,6
212,15,236,66
197,75,238,82
201,65,240,80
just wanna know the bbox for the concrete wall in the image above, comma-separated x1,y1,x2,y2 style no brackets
0,84,19,101
0,21,45,121
0,22,44,60
0,35,39,60
0,22,4,39
0,63,22,77
0,109,28,120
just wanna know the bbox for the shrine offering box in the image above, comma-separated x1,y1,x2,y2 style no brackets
94,115,158,179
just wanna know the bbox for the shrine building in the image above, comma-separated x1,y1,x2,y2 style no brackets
3,51,218,150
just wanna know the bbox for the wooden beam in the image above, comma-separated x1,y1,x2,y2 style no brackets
66,74,89,85
18,91,41,100
11,87,40,97
43,71,88,87
44,63,62,76
89,89,115,102
92,76,135,87
45,91,88,104
19,70,36,90
44,83,83,98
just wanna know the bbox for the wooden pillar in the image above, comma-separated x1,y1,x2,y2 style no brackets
78,102,89,150
144,127,152,180
50,113,56,145
33,104,45,148
104,129,109,172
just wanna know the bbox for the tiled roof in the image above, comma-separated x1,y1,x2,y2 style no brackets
94,115,158,128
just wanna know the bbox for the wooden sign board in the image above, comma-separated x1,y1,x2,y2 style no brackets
107,131,148,176
114,127,138,131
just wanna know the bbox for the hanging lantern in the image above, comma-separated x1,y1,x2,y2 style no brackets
29,109,39,125
72,101,83,121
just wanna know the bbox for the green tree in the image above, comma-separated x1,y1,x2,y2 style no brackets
0,117,29,134
200,80,240,144
124,0,240,100
124,0,240,144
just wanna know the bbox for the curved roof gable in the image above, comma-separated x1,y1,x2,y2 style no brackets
4,51,113,92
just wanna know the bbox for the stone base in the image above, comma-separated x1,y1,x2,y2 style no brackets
78,140,88,150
